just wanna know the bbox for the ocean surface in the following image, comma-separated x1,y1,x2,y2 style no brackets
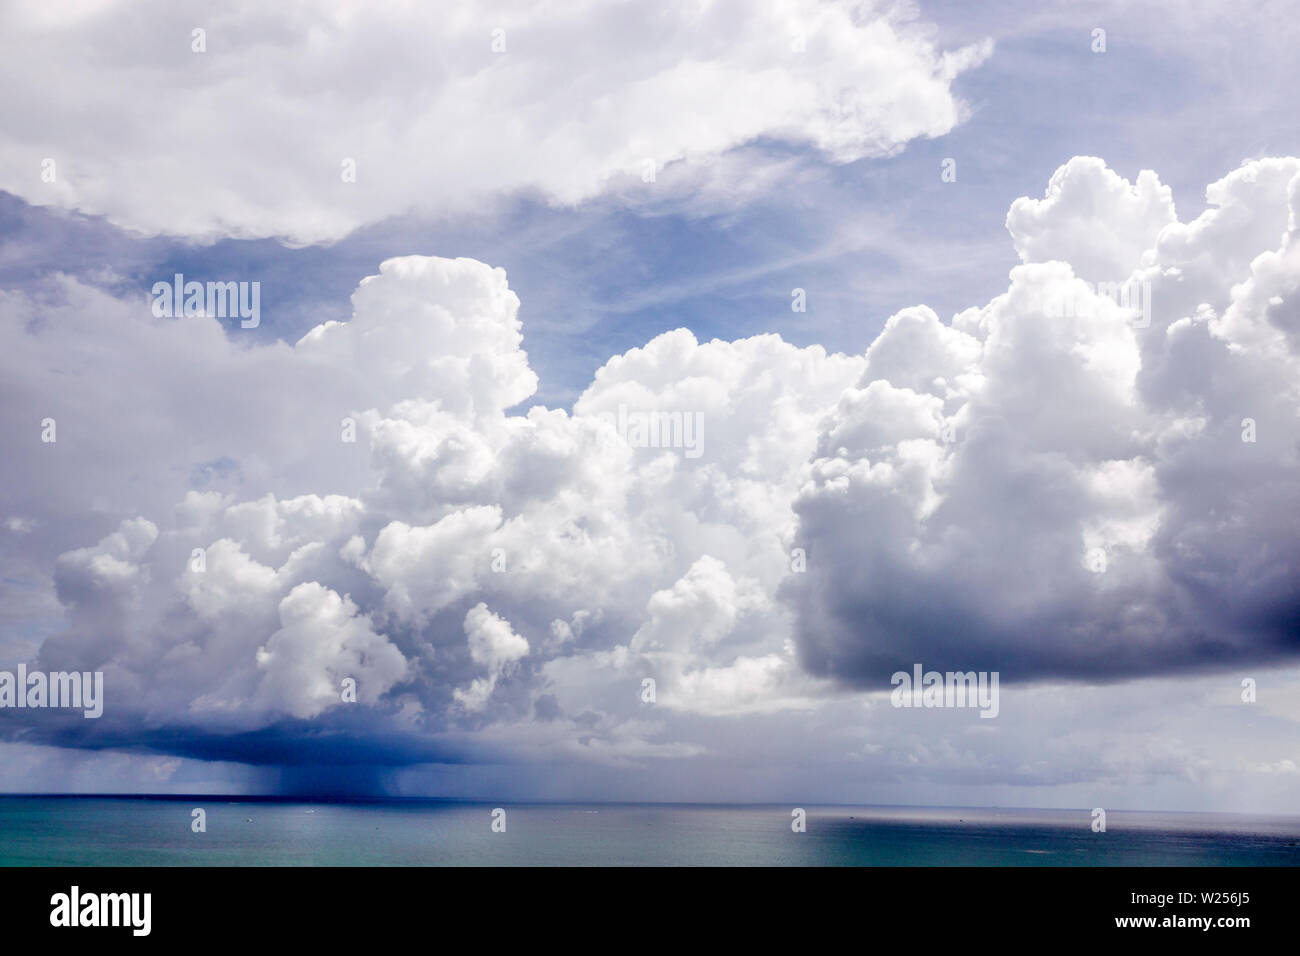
2,797,1298,866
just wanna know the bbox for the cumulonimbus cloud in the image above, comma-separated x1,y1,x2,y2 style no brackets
2,156,1298,769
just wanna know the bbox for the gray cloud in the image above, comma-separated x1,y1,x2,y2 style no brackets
0,157,1297,808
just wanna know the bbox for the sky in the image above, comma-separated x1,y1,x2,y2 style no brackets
0,0,1298,811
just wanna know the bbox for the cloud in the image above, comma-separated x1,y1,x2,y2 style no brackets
0,0,991,244
787,156,1300,686
454,602,528,712
253,582,409,719
2,156,1297,785
1005,156,1177,281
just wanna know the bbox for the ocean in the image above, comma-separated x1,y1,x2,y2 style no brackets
2,797,1298,866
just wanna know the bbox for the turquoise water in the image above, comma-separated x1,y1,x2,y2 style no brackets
2,798,1298,866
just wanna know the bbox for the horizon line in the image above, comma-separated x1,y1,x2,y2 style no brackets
0,793,1295,818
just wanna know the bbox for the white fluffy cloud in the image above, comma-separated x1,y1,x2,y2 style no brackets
789,155,1300,685
254,582,409,719
3,155,1298,791
454,603,529,712
1005,156,1177,281
0,0,992,243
